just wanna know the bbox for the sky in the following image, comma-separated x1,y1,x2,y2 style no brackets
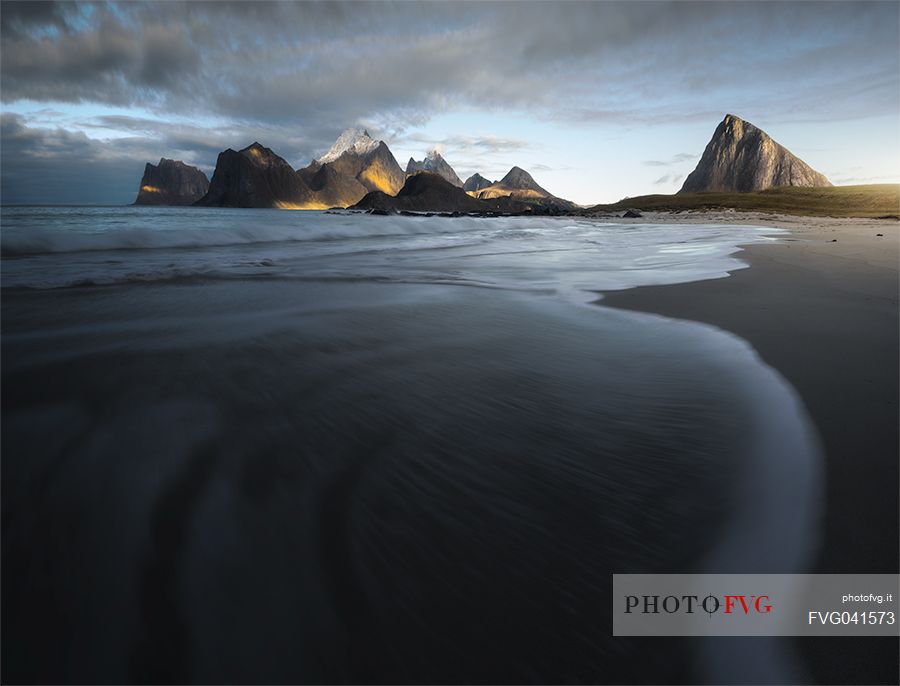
1,0,898,206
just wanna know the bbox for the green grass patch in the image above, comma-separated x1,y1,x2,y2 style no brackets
589,184,900,219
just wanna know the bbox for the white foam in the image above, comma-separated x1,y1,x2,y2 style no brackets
0,207,783,290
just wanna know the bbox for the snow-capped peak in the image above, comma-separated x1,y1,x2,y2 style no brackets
317,127,380,163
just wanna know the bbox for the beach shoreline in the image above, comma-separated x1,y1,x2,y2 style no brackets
2,208,897,684
599,213,899,684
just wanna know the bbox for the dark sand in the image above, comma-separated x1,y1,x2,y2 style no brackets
601,215,899,685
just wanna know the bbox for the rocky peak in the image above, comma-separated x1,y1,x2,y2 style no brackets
499,166,549,194
318,127,380,163
240,142,287,168
463,173,494,192
406,149,463,187
134,158,209,206
679,114,831,193
196,142,311,208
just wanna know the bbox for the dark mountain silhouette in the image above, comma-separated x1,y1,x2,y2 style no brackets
134,159,208,205
302,162,368,208
296,159,321,185
680,114,832,193
195,142,313,208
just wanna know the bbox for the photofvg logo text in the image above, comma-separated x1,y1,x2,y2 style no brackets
625,593,772,616
613,574,900,637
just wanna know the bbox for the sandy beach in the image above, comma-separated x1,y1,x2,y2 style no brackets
2,208,840,684
601,213,899,684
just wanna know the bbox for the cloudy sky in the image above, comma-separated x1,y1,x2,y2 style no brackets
1,0,898,205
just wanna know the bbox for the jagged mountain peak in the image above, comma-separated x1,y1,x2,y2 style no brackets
243,141,270,155
717,114,764,139
318,127,380,163
406,148,463,187
237,141,295,170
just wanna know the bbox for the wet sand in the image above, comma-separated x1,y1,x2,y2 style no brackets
601,214,899,685
2,210,894,684
3,277,802,684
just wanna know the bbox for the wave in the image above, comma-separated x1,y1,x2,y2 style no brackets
0,212,513,256
1,209,783,293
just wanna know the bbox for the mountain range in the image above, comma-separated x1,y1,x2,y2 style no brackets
139,127,563,211
135,115,833,211
471,167,554,201
351,171,573,214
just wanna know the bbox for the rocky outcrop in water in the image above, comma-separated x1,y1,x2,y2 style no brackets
679,114,832,193
134,159,209,205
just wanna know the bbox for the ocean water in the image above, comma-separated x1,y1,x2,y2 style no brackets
1,207,821,683
4,205,780,292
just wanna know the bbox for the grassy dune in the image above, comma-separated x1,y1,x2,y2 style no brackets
589,184,900,219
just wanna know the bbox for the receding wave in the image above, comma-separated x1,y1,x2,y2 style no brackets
2,206,817,684
1,207,784,293
1,274,822,684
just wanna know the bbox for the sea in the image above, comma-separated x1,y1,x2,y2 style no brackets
1,206,822,683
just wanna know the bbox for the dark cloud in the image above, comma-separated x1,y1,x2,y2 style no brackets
0,113,145,204
4,1,897,128
0,112,349,204
77,114,329,166
1,1,898,203
0,1,72,37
